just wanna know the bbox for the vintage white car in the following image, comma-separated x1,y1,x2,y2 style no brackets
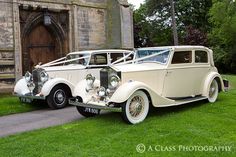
69,46,227,124
14,49,134,109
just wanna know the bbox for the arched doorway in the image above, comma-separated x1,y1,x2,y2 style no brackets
20,9,69,73
26,24,59,71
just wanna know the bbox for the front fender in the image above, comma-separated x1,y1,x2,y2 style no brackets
73,79,100,102
110,81,174,107
202,72,224,97
14,78,30,95
41,78,74,97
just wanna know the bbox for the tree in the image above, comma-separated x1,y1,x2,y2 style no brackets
133,4,154,47
133,0,212,46
209,0,236,73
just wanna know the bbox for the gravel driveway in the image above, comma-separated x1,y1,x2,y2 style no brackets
0,106,82,137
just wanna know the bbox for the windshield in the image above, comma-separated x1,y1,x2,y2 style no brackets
65,53,90,65
136,49,170,64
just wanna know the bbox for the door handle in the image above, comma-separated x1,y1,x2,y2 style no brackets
166,70,173,76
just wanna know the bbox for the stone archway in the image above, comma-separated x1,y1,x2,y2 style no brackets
20,9,69,73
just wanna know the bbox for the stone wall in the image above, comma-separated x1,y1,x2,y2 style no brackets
0,1,14,84
77,7,106,50
0,2,13,48
0,0,133,88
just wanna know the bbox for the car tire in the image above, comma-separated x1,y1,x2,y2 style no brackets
207,79,219,103
47,85,69,109
121,90,149,124
76,106,100,117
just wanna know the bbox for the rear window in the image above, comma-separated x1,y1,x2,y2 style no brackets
89,54,107,65
110,53,124,63
171,51,192,64
195,50,208,63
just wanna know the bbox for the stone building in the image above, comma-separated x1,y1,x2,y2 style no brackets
0,0,133,88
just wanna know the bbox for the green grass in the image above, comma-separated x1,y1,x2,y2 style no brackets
0,94,46,116
0,76,236,157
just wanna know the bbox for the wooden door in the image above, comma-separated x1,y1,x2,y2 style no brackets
27,25,58,71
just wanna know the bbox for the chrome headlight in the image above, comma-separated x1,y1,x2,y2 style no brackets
98,87,106,97
40,71,49,83
86,74,95,87
110,75,120,88
25,71,32,82
27,82,35,93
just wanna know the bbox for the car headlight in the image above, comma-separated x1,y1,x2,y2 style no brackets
86,74,95,87
25,71,32,82
98,87,106,97
110,75,120,88
27,82,35,93
40,71,49,83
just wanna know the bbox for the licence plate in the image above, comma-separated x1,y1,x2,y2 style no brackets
19,97,33,103
84,107,100,114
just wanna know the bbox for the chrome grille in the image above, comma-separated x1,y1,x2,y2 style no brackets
32,68,44,94
100,67,121,89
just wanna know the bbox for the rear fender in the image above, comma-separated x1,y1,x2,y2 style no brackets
202,72,224,97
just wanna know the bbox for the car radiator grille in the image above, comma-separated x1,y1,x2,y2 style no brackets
100,70,108,89
32,68,44,94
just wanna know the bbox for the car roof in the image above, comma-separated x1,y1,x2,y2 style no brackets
136,45,210,51
67,49,133,55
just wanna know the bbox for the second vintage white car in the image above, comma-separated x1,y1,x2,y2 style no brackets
69,46,227,124
14,49,134,109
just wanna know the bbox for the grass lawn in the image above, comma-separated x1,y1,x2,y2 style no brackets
0,94,46,116
0,75,235,157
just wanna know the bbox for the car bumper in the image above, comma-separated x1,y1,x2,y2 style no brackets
15,93,46,103
69,98,121,112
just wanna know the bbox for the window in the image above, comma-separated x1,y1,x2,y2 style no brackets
65,53,89,65
124,53,134,61
136,49,170,64
171,51,192,64
195,50,208,63
89,54,107,65
110,53,124,63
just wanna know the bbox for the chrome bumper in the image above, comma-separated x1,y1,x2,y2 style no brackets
69,98,122,112
15,93,46,102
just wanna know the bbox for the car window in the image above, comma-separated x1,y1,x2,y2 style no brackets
124,53,134,61
171,51,192,64
136,49,170,64
195,50,208,63
110,53,124,63
65,53,89,65
89,53,107,65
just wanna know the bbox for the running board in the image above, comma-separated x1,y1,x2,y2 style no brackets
157,96,207,107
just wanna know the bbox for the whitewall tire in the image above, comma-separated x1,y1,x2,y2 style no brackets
121,90,149,124
207,79,219,103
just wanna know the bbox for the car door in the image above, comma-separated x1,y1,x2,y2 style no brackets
192,50,211,95
162,50,195,98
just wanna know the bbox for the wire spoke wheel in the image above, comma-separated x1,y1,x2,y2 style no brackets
122,90,149,124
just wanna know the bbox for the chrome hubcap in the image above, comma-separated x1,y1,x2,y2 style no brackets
54,89,66,105
129,96,144,118
209,82,216,98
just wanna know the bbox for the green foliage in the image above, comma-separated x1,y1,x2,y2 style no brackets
0,75,236,156
134,0,212,47
209,0,236,73
0,95,46,116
